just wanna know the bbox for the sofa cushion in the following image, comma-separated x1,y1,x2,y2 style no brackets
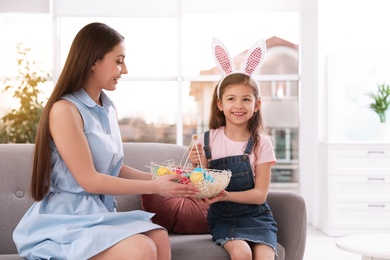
169,234,285,260
141,194,209,234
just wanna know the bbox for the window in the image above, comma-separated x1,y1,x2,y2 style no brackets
0,0,303,189
0,13,52,116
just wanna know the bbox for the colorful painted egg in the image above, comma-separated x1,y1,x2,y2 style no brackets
179,176,190,185
174,168,183,175
193,167,206,174
157,167,171,176
205,175,214,182
190,172,204,183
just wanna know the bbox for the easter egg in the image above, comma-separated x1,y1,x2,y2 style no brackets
193,167,206,174
157,167,171,176
190,172,204,183
174,168,183,175
179,176,190,185
205,175,214,182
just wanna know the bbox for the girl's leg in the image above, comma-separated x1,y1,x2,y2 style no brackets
223,240,252,260
251,243,275,260
90,233,158,260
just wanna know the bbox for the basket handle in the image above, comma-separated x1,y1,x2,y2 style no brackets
180,134,204,169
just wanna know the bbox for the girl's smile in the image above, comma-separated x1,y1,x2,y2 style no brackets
218,83,260,127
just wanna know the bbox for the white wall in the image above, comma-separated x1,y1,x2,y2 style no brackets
319,0,390,141
310,0,390,227
298,0,319,227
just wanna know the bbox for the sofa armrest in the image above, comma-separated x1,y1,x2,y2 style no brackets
267,190,307,260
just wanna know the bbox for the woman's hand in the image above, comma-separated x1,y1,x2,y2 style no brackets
199,190,228,205
153,174,198,198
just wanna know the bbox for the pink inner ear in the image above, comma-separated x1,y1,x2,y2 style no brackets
215,46,233,74
245,47,262,75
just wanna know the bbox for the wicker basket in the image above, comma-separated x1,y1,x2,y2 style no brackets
150,160,232,199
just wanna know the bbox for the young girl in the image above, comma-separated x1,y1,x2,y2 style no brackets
189,38,277,260
13,22,197,260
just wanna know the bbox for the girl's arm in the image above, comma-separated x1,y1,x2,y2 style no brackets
50,100,197,197
202,162,273,205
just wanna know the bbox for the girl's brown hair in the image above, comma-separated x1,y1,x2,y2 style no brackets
209,73,265,159
31,23,124,201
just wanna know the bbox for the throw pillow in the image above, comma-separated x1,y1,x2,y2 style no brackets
141,194,210,234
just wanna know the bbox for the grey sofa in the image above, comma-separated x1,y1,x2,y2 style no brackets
0,143,307,260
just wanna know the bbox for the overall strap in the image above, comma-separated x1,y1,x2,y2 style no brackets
244,136,255,155
203,131,212,159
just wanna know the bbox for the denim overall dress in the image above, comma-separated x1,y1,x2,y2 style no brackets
203,131,278,251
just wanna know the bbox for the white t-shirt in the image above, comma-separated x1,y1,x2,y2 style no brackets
196,127,276,175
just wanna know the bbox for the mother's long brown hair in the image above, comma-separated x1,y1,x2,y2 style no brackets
31,23,124,201
209,73,264,159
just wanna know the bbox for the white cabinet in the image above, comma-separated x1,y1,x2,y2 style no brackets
319,142,390,236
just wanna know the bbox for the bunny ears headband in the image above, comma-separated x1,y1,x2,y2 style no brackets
211,37,266,98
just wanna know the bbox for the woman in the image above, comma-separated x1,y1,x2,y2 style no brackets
13,22,197,260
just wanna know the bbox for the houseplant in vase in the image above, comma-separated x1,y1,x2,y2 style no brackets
367,83,390,141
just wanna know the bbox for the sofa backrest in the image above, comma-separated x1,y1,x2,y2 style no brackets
0,144,35,254
0,142,188,254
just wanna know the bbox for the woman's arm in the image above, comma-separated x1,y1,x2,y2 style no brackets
49,100,197,197
119,164,152,181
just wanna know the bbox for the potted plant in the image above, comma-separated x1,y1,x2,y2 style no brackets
367,83,390,122
0,44,50,143
366,83,390,141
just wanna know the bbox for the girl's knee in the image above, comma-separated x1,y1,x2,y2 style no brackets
252,243,275,260
224,240,252,260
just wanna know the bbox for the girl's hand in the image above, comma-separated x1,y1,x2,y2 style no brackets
189,143,202,165
153,174,198,198
200,190,228,205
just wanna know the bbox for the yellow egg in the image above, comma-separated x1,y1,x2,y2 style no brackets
157,167,171,176
190,172,204,183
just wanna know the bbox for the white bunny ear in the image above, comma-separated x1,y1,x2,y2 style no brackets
243,39,266,75
211,37,235,75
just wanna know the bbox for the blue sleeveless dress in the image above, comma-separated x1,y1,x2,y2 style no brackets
203,131,278,252
13,89,162,260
